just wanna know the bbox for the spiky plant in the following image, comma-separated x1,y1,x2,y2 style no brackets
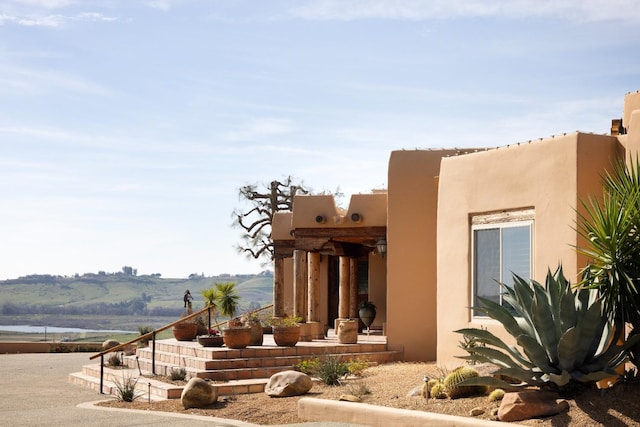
576,156,640,365
456,267,640,390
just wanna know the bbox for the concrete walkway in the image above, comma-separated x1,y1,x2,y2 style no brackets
0,352,367,427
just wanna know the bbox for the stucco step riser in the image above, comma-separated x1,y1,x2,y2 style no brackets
137,342,390,359
70,372,264,400
128,350,401,372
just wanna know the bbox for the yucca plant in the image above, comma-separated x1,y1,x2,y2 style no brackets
456,267,640,390
576,156,640,365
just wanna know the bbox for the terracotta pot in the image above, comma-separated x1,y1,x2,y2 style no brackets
172,323,198,341
246,321,263,346
197,336,224,347
273,325,300,347
221,326,252,349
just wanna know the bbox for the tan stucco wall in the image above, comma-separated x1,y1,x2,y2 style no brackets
435,133,619,365
367,252,387,329
386,149,463,361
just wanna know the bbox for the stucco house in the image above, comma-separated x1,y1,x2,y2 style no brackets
271,91,640,365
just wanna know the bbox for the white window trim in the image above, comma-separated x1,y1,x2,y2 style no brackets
470,210,534,319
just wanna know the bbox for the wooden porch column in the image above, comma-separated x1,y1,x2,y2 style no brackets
338,256,350,320
273,257,285,317
293,249,307,322
307,252,321,322
349,257,358,319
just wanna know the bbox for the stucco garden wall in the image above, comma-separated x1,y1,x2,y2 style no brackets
435,133,619,365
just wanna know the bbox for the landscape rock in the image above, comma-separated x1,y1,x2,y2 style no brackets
406,385,423,397
181,378,218,409
470,407,485,416
498,390,569,422
339,394,361,402
102,340,120,351
265,370,312,397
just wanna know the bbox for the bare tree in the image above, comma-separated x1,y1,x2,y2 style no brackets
232,176,308,263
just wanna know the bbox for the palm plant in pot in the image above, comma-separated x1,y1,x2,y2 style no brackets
197,287,223,347
217,282,251,349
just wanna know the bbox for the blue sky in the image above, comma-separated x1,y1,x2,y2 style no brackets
2,0,639,279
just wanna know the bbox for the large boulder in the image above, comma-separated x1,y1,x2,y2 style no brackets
181,377,218,409
102,340,120,351
498,390,569,422
265,370,312,397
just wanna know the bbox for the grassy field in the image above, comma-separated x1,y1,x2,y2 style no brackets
0,273,273,334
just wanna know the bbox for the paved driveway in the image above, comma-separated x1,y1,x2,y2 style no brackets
0,352,367,427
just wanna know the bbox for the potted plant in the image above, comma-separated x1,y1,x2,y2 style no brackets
172,306,198,341
197,327,224,347
242,312,264,346
217,282,251,349
358,301,376,330
270,314,302,346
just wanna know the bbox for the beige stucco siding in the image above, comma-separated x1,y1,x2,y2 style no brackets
435,134,619,364
387,149,461,361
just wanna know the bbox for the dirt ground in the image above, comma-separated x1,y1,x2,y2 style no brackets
98,362,640,426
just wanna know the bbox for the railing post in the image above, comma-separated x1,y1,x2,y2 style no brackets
100,354,104,394
152,331,157,375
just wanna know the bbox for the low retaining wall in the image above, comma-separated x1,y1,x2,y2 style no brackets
0,341,103,354
298,397,523,427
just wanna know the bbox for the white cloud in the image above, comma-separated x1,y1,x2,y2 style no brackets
289,0,640,23
11,0,74,9
145,0,171,12
223,117,295,141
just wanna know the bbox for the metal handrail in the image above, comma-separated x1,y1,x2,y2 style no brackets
88,303,274,394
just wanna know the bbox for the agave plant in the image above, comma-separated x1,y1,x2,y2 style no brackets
456,267,640,389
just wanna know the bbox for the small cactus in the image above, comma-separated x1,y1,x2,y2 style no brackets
430,381,447,399
443,366,486,399
488,388,505,402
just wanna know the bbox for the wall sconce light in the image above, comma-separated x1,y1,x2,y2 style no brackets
350,213,362,223
376,238,387,258
315,215,326,224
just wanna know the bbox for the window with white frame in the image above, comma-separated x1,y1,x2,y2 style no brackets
471,210,534,317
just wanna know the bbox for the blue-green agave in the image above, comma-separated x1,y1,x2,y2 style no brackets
455,267,640,389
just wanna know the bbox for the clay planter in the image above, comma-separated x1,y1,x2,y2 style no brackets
272,325,300,347
246,321,264,346
197,336,224,347
172,323,198,341
221,326,252,349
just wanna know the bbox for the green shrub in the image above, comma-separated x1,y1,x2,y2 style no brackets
107,353,123,367
113,374,142,402
316,357,349,386
169,367,187,381
346,358,370,376
294,358,320,375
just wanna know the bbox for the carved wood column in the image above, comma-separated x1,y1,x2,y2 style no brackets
273,257,285,317
349,257,358,319
307,252,321,322
338,256,350,319
293,249,307,322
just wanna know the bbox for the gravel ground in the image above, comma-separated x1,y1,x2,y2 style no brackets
99,362,640,426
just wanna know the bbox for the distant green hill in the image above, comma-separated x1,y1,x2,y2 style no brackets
0,272,273,330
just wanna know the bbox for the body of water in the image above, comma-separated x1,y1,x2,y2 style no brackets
0,325,136,334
